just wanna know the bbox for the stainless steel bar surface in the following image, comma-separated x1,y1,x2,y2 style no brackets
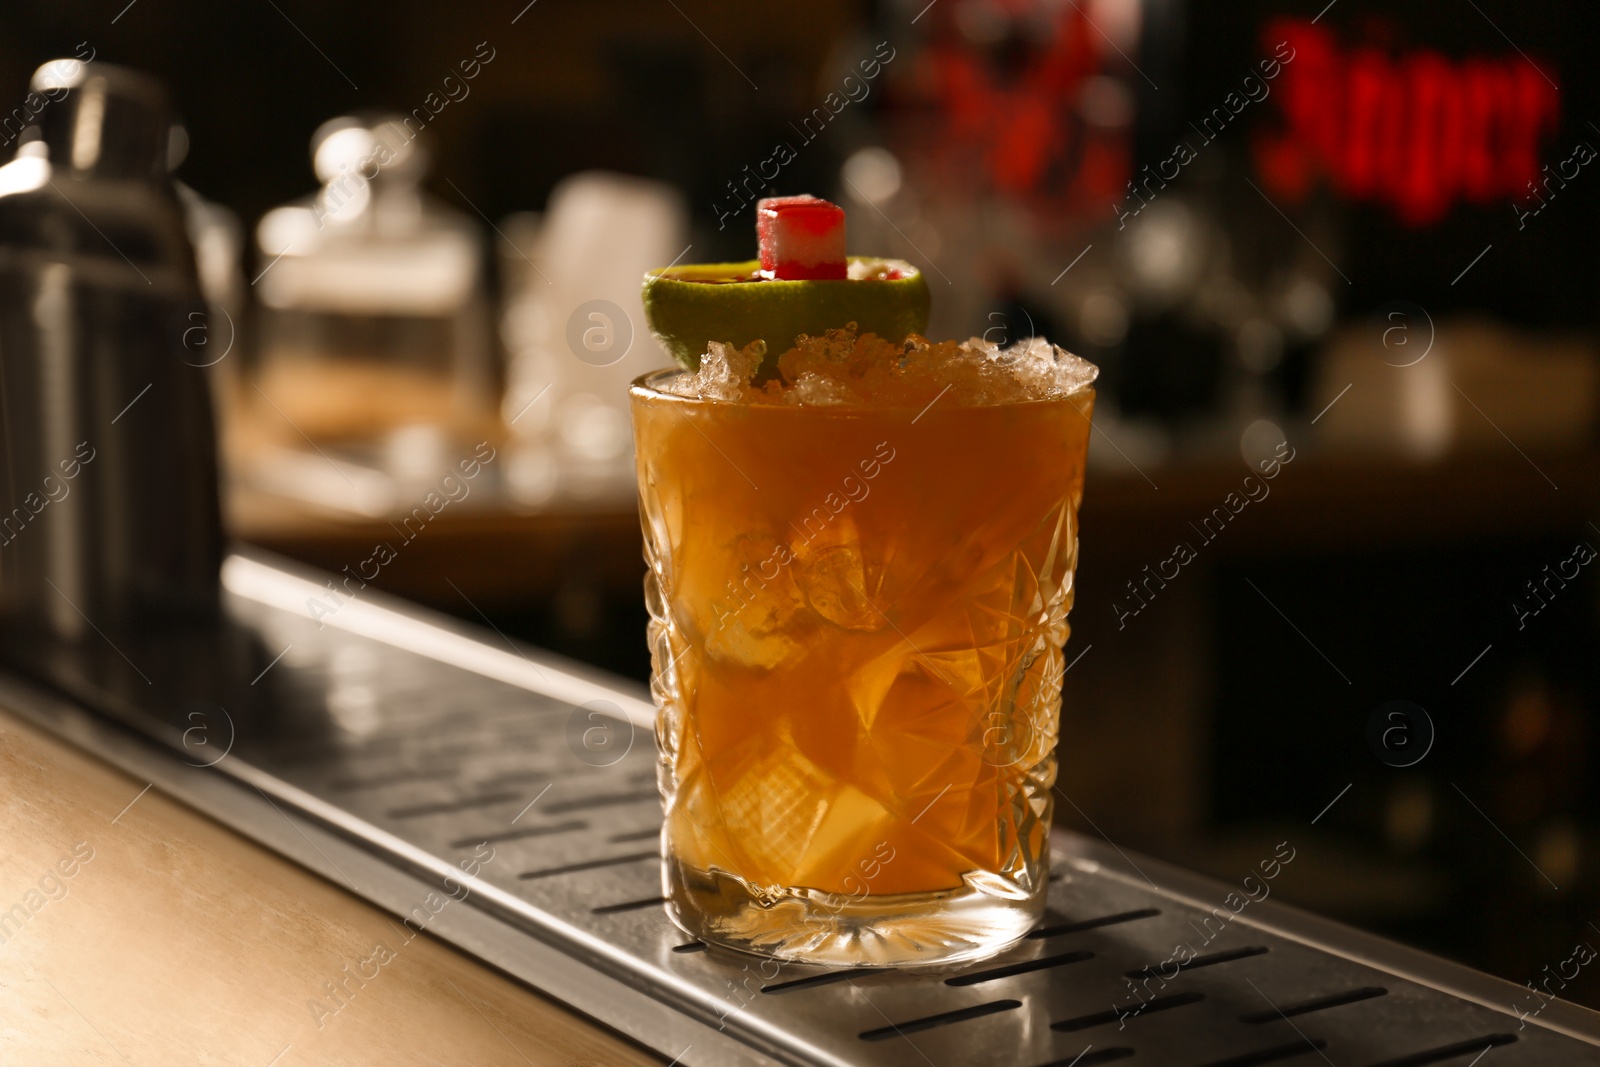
4,547,1597,1067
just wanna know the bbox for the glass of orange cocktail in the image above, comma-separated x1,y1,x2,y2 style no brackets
632,197,1095,966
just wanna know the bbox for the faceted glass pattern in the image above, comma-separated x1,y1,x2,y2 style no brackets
630,371,1095,966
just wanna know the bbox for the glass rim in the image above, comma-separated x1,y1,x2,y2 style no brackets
628,366,1096,412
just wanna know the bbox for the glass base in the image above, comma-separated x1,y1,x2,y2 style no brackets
665,856,1046,968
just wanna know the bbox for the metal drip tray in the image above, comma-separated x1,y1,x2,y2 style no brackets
6,549,1599,1066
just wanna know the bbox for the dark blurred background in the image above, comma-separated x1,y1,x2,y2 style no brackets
4,0,1597,1008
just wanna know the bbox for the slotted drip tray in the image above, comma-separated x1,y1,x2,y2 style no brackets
5,549,1598,1067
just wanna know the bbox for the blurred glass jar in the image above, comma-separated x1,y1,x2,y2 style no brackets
253,115,490,451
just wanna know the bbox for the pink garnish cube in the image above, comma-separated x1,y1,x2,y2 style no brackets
757,195,846,280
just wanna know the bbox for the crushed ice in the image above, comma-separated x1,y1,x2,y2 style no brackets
662,325,1098,407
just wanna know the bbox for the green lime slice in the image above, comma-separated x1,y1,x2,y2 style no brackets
641,257,931,371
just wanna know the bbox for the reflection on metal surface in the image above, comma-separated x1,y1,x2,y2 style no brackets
219,554,656,728
5,548,1599,1066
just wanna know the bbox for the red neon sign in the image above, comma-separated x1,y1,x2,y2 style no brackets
1253,18,1560,227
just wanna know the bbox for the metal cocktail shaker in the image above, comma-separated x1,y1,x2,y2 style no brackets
0,59,222,648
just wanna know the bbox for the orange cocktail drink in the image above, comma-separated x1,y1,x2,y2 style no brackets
631,330,1095,966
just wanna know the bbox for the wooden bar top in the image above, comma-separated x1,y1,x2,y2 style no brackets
0,707,661,1066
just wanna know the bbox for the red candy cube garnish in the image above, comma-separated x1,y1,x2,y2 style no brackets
757,195,847,280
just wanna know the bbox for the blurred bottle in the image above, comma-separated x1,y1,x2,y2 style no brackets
500,172,686,505
253,114,490,471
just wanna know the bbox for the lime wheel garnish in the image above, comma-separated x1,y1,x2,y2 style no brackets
641,195,931,370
